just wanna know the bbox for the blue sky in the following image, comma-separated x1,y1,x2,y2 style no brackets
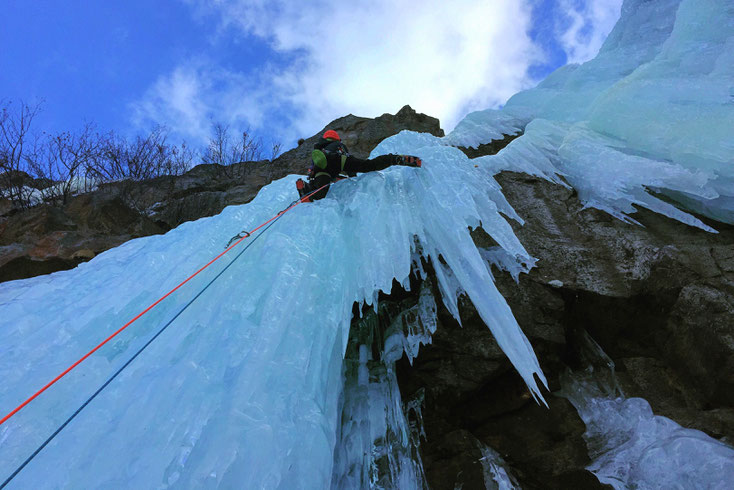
1,0,622,150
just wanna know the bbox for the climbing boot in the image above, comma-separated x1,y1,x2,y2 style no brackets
296,179,312,202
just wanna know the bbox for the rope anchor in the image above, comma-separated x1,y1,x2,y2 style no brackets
225,230,251,249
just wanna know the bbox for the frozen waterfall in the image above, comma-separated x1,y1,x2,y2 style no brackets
2,0,734,487
0,133,544,488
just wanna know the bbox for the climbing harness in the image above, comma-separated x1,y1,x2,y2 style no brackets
0,182,330,489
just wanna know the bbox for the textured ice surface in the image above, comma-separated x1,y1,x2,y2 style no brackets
480,246,536,283
332,361,426,489
444,111,526,149
563,377,734,490
448,0,734,229
381,282,438,366
0,131,545,487
561,332,734,489
332,299,430,489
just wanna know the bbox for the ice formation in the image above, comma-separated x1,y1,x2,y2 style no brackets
561,333,734,489
476,443,520,490
448,0,734,230
0,131,544,487
566,385,734,489
332,285,435,489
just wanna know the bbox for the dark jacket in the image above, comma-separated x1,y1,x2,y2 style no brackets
304,138,418,200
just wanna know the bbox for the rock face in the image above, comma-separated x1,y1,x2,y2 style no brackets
308,105,445,159
495,171,734,424
0,105,442,283
388,168,734,488
0,194,166,282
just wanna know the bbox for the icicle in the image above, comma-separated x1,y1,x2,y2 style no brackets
476,443,521,490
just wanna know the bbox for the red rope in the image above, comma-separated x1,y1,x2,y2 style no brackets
0,182,329,427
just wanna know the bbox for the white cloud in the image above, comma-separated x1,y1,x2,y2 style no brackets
131,65,208,142
130,61,272,144
557,0,623,64
226,0,545,134
133,0,544,143
132,0,622,145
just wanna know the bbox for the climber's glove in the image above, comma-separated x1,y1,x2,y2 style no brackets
395,155,422,167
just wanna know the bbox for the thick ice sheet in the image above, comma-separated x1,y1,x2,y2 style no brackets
448,0,734,228
0,136,545,487
1,180,352,488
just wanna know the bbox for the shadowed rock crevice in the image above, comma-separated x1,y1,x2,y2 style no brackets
457,132,524,159
392,273,602,489
341,255,598,488
0,255,86,282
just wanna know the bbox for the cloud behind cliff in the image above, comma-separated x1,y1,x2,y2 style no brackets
133,0,622,144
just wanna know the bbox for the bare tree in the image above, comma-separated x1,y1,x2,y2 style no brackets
201,122,284,180
88,131,125,183
0,100,42,208
78,127,194,211
164,141,195,176
201,123,229,167
270,141,282,161
0,98,202,213
202,123,266,166
90,127,192,183
42,123,100,203
0,97,301,214
238,129,265,163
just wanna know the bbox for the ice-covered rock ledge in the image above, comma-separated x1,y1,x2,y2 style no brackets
559,333,734,489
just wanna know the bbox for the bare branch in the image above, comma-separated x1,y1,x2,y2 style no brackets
0,100,43,208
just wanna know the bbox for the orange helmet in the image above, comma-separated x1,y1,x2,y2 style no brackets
322,130,340,141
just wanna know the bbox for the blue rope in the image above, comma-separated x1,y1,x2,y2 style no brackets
1,208,290,489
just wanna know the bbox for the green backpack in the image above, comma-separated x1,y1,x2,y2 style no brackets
310,139,350,180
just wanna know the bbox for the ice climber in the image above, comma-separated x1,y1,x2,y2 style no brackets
296,129,422,201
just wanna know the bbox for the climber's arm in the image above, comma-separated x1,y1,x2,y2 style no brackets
342,154,421,174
